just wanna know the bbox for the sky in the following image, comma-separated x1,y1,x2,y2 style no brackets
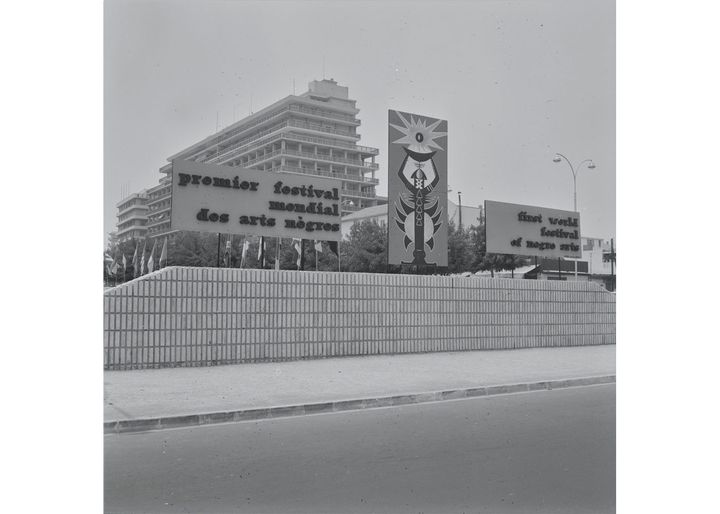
105,0,615,241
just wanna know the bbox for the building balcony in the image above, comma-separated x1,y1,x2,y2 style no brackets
117,211,149,223
287,119,360,140
117,206,149,219
147,217,171,230
148,203,171,216
204,123,289,164
282,148,378,170
147,192,171,207
266,164,379,185
341,189,377,199
242,148,378,175
288,104,360,125
146,212,170,224
117,224,148,237
201,125,379,166
282,132,379,157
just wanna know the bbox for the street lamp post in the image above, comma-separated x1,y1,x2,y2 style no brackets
552,153,596,279
552,153,596,212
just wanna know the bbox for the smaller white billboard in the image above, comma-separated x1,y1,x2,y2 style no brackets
485,200,582,259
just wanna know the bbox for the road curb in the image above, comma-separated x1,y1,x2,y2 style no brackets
104,374,615,435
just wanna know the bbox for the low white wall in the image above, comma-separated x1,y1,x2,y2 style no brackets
104,267,615,370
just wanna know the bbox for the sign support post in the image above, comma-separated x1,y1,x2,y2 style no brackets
558,258,562,281
216,233,221,268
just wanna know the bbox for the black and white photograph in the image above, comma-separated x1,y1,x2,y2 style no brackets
101,1,616,512
10,0,720,513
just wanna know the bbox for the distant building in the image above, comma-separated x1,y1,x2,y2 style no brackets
116,79,381,241
115,190,148,242
519,237,616,289
460,236,616,290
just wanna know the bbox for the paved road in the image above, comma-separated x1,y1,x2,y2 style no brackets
105,384,615,514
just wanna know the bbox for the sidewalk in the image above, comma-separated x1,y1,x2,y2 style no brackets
105,345,615,433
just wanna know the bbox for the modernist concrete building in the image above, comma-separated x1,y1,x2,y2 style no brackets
115,79,382,240
115,190,149,242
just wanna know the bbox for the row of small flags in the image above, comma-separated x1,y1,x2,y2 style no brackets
222,236,339,270
106,238,168,279
107,236,340,279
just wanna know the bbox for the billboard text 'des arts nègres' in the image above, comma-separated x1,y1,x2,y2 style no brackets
170,159,343,241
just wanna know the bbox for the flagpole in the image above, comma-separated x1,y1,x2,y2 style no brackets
165,237,169,269
276,237,281,270
239,235,243,269
315,242,319,271
240,235,247,269
216,233,221,268
262,237,266,269
298,238,305,271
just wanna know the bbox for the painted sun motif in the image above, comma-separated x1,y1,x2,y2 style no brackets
390,112,447,154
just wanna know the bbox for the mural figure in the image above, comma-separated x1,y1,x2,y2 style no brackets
390,113,446,267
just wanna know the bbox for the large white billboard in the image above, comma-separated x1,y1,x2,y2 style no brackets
170,160,342,241
485,200,582,259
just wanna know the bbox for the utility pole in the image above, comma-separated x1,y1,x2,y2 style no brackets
457,191,463,230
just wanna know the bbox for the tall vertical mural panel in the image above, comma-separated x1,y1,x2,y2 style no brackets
388,110,448,269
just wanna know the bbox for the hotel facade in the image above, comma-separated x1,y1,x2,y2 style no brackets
115,79,382,242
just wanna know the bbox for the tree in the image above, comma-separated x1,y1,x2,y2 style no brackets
105,237,143,284
464,221,529,277
500,254,528,278
447,220,474,274
341,220,387,273
170,232,220,267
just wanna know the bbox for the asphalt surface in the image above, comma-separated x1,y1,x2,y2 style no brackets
105,384,615,514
